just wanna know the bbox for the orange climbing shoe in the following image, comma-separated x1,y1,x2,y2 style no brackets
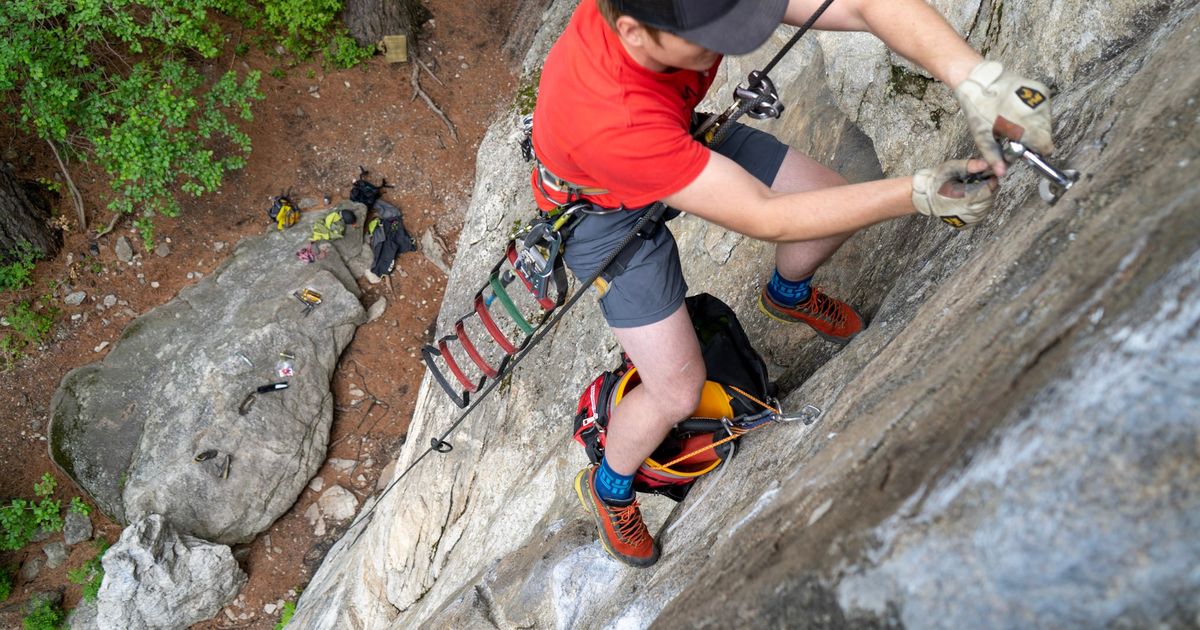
574,466,659,568
758,286,865,344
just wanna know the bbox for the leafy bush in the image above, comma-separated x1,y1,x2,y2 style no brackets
67,539,110,603
0,564,14,602
0,474,64,551
0,242,41,292
327,31,376,69
1,297,57,370
275,600,297,629
22,597,65,630
0,1,263,248
263,0,344,58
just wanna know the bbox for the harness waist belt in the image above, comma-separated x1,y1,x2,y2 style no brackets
535,162,610,197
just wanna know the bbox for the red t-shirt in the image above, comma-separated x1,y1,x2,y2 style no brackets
531,1,720,210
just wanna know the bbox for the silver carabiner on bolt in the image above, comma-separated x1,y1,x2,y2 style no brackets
773,400,822,425
735,71,785,120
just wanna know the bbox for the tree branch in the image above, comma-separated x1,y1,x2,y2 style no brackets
46,139,86,229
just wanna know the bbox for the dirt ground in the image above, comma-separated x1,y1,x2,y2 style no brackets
0,0,521,626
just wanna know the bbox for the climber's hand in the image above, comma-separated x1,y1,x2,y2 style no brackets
912,159,999,228
954,61,1054,177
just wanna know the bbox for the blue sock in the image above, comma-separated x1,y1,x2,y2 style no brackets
767,270,812,305
595,457,634,505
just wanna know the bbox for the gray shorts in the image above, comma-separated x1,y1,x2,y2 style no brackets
561,122,789,327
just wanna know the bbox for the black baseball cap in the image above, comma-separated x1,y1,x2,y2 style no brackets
609,0,788,55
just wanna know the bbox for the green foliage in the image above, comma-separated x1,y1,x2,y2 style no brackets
0,1,263,247
69,497,91,516
275,600,297,629
262,0,343,58
67,539,109,603
0,474,64,551
22,596,65,630
326,31,375,69
0,242,42,292
1,297,57,370
0,564,14,602
514,70,542,116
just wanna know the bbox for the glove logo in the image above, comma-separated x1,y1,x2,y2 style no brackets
940,215,967,228
1016,86,1046,109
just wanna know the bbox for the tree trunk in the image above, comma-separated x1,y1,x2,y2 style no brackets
0,163,61,262
343,0,430,48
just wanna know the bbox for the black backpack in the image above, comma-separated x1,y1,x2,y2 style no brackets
573,293,774,502
350,166,392,209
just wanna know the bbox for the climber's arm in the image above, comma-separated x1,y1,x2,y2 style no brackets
662,151,913,243
663,152,999,240
783,0,982,87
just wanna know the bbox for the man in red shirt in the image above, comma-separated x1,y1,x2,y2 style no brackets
532,0,1053,567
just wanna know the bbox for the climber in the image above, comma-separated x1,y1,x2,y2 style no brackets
529,0,1054,567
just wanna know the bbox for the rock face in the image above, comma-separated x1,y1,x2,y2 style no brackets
97,514,247,630
49,203,370,544
291,1,1200,628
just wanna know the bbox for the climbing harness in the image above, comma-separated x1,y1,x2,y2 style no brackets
342,1,840,544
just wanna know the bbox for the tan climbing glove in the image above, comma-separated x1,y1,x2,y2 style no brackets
955,61,1054,174
912,159,999,228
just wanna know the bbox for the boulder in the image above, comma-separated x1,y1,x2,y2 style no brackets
97,514,246,630
63,510,93,545
49,202,372,543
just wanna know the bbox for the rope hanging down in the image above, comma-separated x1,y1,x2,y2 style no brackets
339,0,838,547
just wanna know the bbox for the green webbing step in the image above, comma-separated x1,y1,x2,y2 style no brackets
489,274,534,335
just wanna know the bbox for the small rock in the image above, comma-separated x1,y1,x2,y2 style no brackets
150,282,160,288
318,485,359,521
103,295,117,308
155,243,171,257
348,388,365,398
314,517,326,537
376,460,397,492
295,107,307,118
20,556,45,581
264,603,277,615
64,510,93,545
366,298,387,323
65,291,87,306
115,236,134,263
44,541,68,568
186,272,195,280
309,477,325,493
25,591,63,616
94,341,109,353
364,270,382,285
327,458,356,473
71,313,82,321
224,609,237,622
304,503,321,526
213,241,226,252
31,525,55,543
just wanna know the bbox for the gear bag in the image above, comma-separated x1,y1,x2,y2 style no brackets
573,293,773,502
268,194,298,230
351,167,392,209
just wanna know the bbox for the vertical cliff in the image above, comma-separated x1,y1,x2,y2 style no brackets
291,1,1200,627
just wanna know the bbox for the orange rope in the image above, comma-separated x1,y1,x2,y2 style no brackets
647,387,781,471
